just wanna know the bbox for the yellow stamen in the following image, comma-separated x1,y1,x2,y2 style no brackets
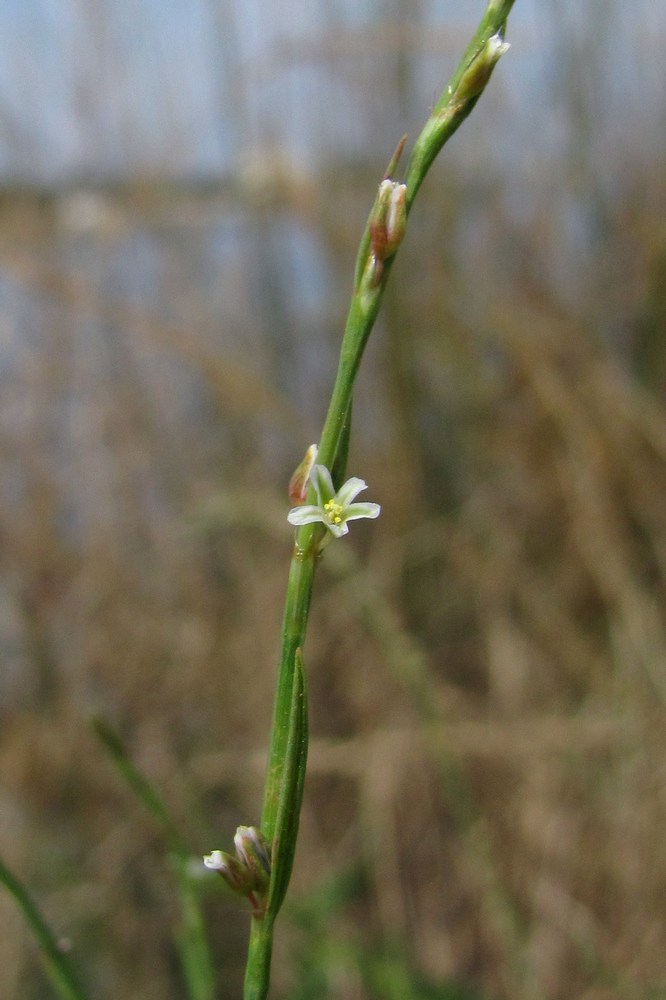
324,499,344,525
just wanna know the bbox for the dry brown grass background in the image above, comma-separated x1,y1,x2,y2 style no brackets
1,4,666,999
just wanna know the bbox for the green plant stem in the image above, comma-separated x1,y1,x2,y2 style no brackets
246,3,515,996
317,293,384,472
261,540,317,844
244,916,275,1000
404,0,515,208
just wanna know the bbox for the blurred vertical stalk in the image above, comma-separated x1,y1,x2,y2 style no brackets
93,719,216,1000
0,856,90,1000
244,3,514,997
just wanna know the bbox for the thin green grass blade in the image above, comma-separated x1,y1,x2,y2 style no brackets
92,717,185,852
0,854,90,1000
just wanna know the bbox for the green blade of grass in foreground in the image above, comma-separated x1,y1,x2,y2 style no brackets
0,854,90,1000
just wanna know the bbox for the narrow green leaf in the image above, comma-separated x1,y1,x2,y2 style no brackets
0,854,90,1000
331,400,353,492
266,647,309,920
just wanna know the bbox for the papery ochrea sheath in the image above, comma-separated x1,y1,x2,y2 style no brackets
288,444,318,505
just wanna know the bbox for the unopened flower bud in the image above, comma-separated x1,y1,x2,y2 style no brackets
288,444,318,505
204,825,272,918
454,33,510,104
203,849,253,895
370,180,407,262
234,825,271,894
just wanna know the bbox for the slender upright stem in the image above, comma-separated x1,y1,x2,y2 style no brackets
244,917,275,1000
244,4,515,996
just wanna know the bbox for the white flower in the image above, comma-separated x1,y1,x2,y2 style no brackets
287,464,380,538
203,850,226,871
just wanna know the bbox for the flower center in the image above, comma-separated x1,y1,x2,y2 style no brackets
323,499,344,525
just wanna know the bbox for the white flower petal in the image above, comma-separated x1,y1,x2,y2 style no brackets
287,505,325,526
327,520,349,537
343,502,381,521
335,476,367,506
311,464,335,504
288,462,380,537
203,851,225,870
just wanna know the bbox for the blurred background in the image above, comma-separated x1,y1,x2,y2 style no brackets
1,1,665,998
